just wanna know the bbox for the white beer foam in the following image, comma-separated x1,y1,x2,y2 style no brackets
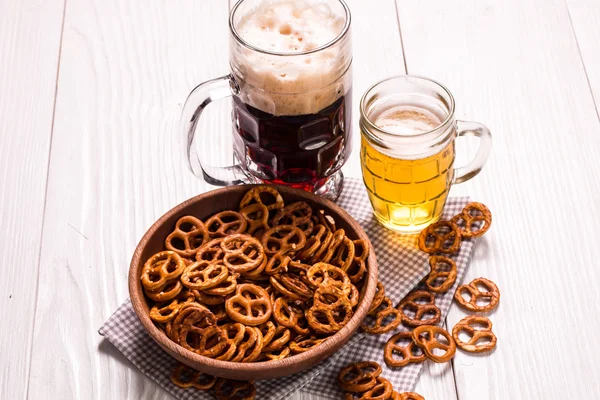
234,0,350,116
373,105,442,135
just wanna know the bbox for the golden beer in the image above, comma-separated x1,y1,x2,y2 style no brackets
359,76,491,233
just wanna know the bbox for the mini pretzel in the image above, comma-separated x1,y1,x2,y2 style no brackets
306,262,351,291
368,282,385,315
397,290,441,327
454,277,500,312
451,202,492,238
203,273,238,296
141,251,186,292
206,211,248,238
169,303,209,342
214,379,256,400
225,283,272,326
277,273,314,301
196,238,225,262
239,185,284,213
270,274,308,302
361,296,402,334
215,322,246,361
314,209,337,232
178,309,228,357
230,326,263,362
394,393,424,400
240,203,270,235
241,255,268,280
330,237,355,271
321,228,346,262
452,315,497,353
264,247,292,275
273,296,310,335
195,290,225,305
220,234,265,273
170,363,216,390
412,325,456,363
384,331,426,368
150,295,194,323
258,321,276,347
306,286,353,334
259,345,291,361
181,261,229,291
145,279,183,302
289,335,326,354
272,201,314,236
298,224,327,261
345,377,392,400
337,361,382,393
261,225,306,256
425,256,457,293
418,220,461,254
261,324,291,352
165,216,209,257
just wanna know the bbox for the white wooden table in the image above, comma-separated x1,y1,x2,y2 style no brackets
2,0,600,398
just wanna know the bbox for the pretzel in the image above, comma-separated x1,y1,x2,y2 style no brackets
412,325,456,363
394,393,424,400
270,274,307,302
425,256,457,293
170,363,216,390
306,263,351,292
261,324,291,352
345,377,392,400
214,322,246,361
165,216,209,258
203,273,238,296
337,361,382,393
306,285,353,334
454,277,500,312
310,228,333,262
196,238,225,262
361,296,402,334
181,261,229,291
215,379,256,400
397,290,441,327
277,273,314,301
272,201,314,236
368,282,385,315
220,234,265,273
298,224,327,261
451,202,492,238
178,309,228,357
452,315,497,353
289,335,326,354
314,209,337,232
240,203,270,235
330,237,356,271
239,185,284,213
345,283,360,308
258,321,276,347
259,345,291,361
264,247,292,275
206,211,248,238
169,303,208,342
322,229,346,262
273,296,310,335
261,225,306,256
225,283,272,326
141,251,186,291
150,295,193,323
230,326,263,362
241,254,268,280
194,289,225,305
384,331,426,368
145,279,183,302
418,220,461,254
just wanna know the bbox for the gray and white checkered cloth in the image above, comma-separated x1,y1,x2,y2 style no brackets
99,178,475,399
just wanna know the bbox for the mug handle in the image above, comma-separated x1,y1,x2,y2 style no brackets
453,120,492,184
180,74,251,186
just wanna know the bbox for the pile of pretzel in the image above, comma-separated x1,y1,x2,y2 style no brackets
170,364,256,400
141,186,369,368
342,202,499,399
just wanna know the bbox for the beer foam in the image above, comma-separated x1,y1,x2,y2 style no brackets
373,105,442,135
233,0,350,116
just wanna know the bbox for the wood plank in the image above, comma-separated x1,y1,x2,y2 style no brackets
566,0,600,114
27,0,229,398
0,0,65,398
396,0,600,398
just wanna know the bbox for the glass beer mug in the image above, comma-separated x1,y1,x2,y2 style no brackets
181,0,352,200
360,75,492,233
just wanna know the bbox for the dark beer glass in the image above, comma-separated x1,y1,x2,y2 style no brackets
181,0,352,199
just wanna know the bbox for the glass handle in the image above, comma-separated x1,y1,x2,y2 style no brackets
453,120,492,184
180,74,250,186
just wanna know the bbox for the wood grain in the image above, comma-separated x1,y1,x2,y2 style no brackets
396,0,600,398
566,0,600,115
27,1,228,399
0,0,65,398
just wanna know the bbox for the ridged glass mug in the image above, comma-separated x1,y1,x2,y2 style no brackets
181,0,352,200
360,76,492,233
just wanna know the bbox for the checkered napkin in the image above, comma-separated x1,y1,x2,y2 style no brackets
99,177,475,399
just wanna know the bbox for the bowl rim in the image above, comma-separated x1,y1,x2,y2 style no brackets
128,184,378,377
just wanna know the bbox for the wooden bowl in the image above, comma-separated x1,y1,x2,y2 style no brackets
129,184,378,381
